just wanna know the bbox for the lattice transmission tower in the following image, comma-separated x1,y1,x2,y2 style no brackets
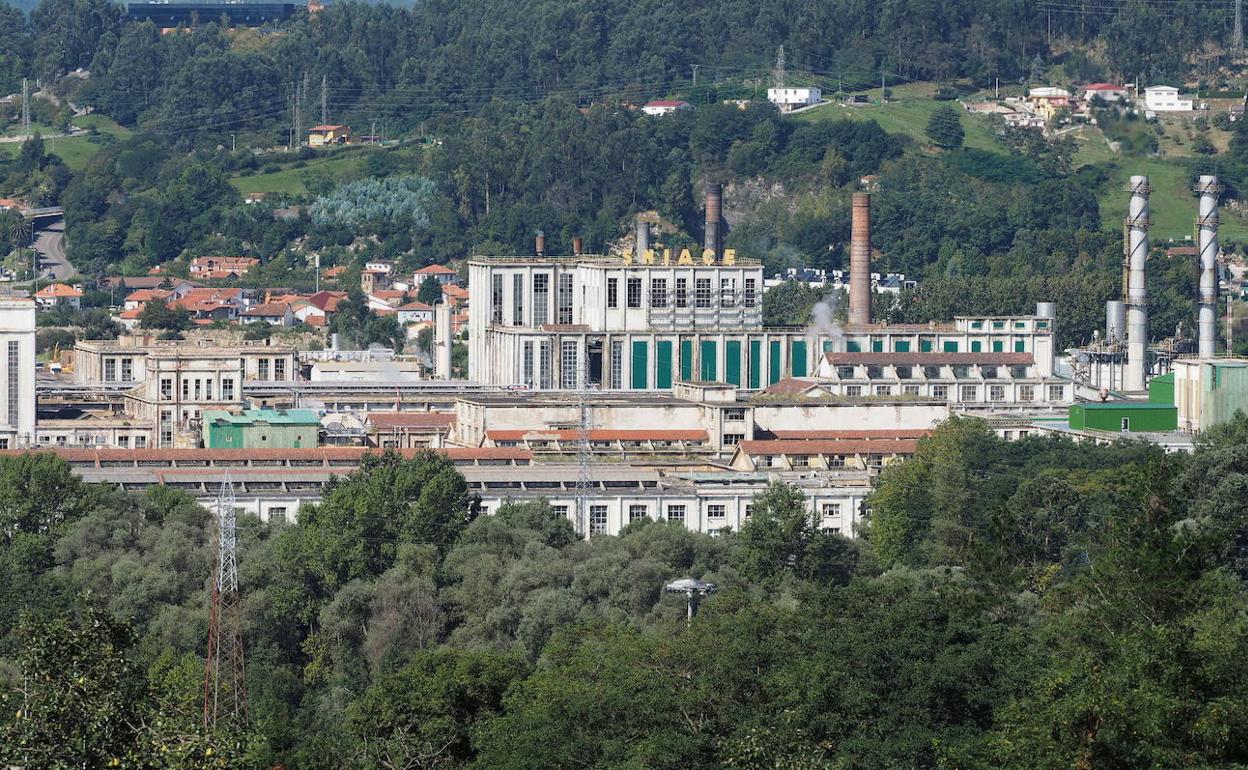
575,373,594,537
203,473,247,730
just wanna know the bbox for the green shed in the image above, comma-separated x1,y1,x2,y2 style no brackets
1068,401,1177,433
204,409,321,449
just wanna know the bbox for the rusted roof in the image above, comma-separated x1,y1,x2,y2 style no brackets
367,412,456,429
824,352,1034,366
737,439,919,455
766,429,930,440
488,429,708,442
763,378,821,396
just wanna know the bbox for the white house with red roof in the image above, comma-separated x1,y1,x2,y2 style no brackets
33,283,83,310
641,100,692,116
397,300,434,325
1081,83,1130,103
413,263,460,286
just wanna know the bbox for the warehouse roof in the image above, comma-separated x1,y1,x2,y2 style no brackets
824,352,1034,366
204,409,320,425
737,439,919,455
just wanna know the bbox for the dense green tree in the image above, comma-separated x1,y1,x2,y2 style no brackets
732,481,858,584
138,298,191,333
416,276,442,305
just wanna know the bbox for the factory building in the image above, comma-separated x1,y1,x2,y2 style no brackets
1174,358,1248,433
0,298,35,448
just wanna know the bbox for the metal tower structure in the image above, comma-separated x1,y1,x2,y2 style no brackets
203,473,247,730
1236,0,1244,53
574,374,593,537
20,79,30,140
772,45,785,89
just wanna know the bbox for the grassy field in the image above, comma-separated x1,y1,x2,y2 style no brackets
0,115,131,170
793,84,1005,153
230,149,373,195
1094,157,1248,242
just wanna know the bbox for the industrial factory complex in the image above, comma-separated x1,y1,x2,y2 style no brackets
4,177,1246,536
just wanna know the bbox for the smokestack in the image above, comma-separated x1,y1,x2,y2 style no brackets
435,301,452,379
535,230,545,257
703,184,722,261
572,236,583,256
1196,175,1220,358
1106,300,1126,342
1125,175,1150,391
635,217,650,262
849,191,872,326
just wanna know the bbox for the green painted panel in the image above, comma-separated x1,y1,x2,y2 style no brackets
768,341,781,385
971,341,983,352
920,338,933,352
1069,402,1177,432
749,340,761,389
846,340,861,352
631,341,648,389
894,340,910,352
870,339,883,352
725,340,742,386
656,341,673,389
700,340,717,381
791,340,808,377
943,340,958,352
1014,340,1025,352
680,340,693,381
992,340,1003,352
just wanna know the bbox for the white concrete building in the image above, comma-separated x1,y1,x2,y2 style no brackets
0,298,36,447
1143,86,1193,112
767,87,822,113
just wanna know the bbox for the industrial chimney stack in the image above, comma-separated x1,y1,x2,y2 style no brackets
704,184,722,261
636,217,650,262
1196,175,1220,358
435,300,453,379
849,191,872,326
1125,175,1150,392
535,230,546,257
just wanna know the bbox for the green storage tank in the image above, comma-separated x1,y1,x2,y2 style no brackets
1068,401,1177,433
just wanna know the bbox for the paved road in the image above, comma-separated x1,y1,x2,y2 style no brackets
33,220,72,280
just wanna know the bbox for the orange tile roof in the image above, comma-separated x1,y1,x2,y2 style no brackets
398,301,433,311
442,285,469,299
125,289,173,303
415,264,457,275
766,429,930,440
35,283,83,298
763,378,820,396
244,302,291,317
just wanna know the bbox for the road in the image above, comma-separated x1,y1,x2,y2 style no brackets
33,220,72,280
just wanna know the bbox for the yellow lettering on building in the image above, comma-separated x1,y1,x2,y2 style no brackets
722,249,736,265
662,248,672,266
677,249,694,266
701,249,716,266
641,249,656,265
622,250,633,265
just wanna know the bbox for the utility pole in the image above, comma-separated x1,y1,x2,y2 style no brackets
203,474,247,730
21,78,30,140
691,64,699,87
320,74,328,124
773,45,785,89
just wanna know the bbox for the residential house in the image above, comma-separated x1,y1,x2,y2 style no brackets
641,100,692,116
1144,85,1193,112
189,256,260,279
766,87,821,113
1081,83,1130,103
123,288,174,312
397,300,434,325
34,283,83,310
169,288,244,323
308,125,350,146
241,302,295,326
1027,86,1073,121
360,267,391,294
365,411,455,449
413,263,460,286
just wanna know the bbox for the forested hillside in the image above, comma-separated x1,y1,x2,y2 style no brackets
3,420,1248,767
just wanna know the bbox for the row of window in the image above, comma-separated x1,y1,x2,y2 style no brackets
37,433,148,448
843,339,1030,353
493,273,572,325
607,277,758,310
837,384,1064,401
102,357,136,382
159,376,237,402
835,365,1032,380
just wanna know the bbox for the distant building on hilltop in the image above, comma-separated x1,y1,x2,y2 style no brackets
308,125,350,146
125,0,298,26
767,87,821,113
641,100,692,116
1143,86,1193,112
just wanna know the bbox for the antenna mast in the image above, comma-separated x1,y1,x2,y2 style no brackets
203,473,247,730
773,45,785,89
321,74,328,124
21,78,30,140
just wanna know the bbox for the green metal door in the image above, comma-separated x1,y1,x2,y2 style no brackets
631,341,648,389
768,341,781,384
791,340,808,377
680,340,693,381
656,341,673,389
700,340,717,381
749,340,761,388
725,340,742,386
